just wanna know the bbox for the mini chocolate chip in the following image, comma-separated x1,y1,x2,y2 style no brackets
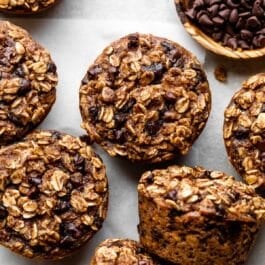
28,172,42,186
253,36,260,47
93,216,104,228
114,113,127,127
28,187,40,200
173,57,185,68
168,49,181,64
145,120,162,136
136,246,144,254
219,3,227,10
0,205,7,219
231,191,240,202
18,78,30,95
238,40,250,49
61,194,71,202
212,32,223,41
234,127,249,140
212,16,225,26
0,57,9,66
226,37,238,49
185,8,195,20
127,34,139,49
66,182,73,191
107,66,119,82
146,173,154,184
60,236,76,249
225,24,236,35
161,41,175,52
14,65,25,77
81,74,89,85
210,0,222,4
229,9,238,24
71,173,83,188
227,221,242,239
198,14,213,26
227,0,240,7
142,63,165,84
219,9,231,19
7,113,23,126
79,134,92,145
31,245,45,254
165,92,177,102
109,66,118,74
240,29,253,40
216,204,226,217
255,35,265,47
87,65,102,79
235,17,245,29
241,0,252,9
167,190,178,200
73,154,85,171
4,46,14,61
207,4,219,16
253,1,264,16
168,208,184,218
246,16,261,29
193,0,204,7
239,11,251,18
223,33,231,45
114,128,127,143
120,98,136,113
52,131,62,140
60,222,81,238
47,62,57,73
257,141,265,152
89,106,99,121
257,29,265,35
54,201,70,214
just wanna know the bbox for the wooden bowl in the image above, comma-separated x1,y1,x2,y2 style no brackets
175,0,265,59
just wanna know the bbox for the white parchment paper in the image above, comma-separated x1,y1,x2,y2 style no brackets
0,0,265,264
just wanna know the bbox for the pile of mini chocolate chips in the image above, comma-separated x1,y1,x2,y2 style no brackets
185,0,265,50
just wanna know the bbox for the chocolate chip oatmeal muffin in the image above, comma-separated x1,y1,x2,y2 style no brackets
0,0,59,14
80,33,211,163
0,21,57,145
0,130,108,259
224,74,265,195
90,239,160,265
138,165,265,265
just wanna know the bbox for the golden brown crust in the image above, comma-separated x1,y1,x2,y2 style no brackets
0,130,108,260
90,239,159,265
80,33,211,163
0,0,59,14
0,21,58,145
224,73,265,195
138,165,265,265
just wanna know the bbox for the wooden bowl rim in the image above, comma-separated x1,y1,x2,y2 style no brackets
175,0,265,59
